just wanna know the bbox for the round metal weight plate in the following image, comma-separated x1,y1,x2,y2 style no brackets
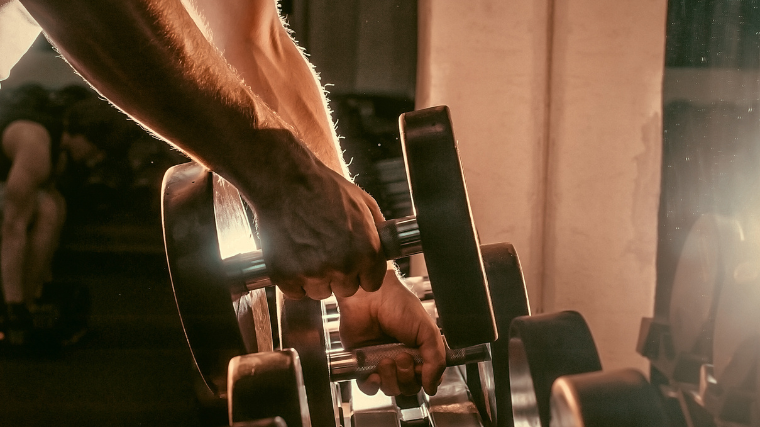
280,297,341,427
509,311,602,427
227,350,310,427
711,236,760,383
550,369,667,427
709,231,760,425
400,106,497,348
162,162,262,395
669,214,743,363
467,242,531,427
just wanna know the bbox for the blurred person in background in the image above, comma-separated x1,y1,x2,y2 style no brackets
0,83,136,352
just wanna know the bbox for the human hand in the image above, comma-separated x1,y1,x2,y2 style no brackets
251,153,387,300
336,268,446,396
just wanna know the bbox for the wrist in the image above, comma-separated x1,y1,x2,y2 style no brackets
216,127,322,209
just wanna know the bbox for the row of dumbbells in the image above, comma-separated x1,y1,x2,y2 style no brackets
639,213,760,427
221,284,671,427
162,106,670,427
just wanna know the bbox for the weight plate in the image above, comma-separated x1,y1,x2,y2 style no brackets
400,106,497,348
668,214,743,363
162,162,269,395
712,237,760,384
280,297,341,427
467,361,496,426
467,242,531,427
213,173,273,355
550,369,668,427
708,231,760,424
228,350,310,427
509,311,602,427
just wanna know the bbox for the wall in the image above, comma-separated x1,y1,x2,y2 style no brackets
306,0,417,98
416,0,552,318
417,0,668,371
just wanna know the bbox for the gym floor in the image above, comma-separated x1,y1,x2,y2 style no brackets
0,220,227,427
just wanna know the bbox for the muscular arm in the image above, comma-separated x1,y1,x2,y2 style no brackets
21,0,303,192
186,1,445,395
19,0,386,298
1,121,51,303
15,0,444,393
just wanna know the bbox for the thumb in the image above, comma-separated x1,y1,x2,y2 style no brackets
417,323,446,395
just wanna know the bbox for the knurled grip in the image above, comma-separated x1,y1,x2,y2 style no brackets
329,342,491,382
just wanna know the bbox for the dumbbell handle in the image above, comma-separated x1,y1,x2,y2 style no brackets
328,342,491,382
224,216,421,291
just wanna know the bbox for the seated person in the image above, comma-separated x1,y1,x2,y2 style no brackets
0,84,122,350
3,0,446,395
57,96,140,223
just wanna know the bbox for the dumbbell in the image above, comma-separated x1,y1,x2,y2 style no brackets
227,344,492,427
550,369,668,427
508,310,671,427
469,242,531,427
637,213,758,425
162,108,528,425
227,241,529,427
702,239,760,426
666,214,743,383
671,215,760,425
508,311,602,427
162,106,497,393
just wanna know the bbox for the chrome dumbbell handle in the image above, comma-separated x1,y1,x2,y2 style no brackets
223,216,422,291
328,342,491,382
375,216,422,259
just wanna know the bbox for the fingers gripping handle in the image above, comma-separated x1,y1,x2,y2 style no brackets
329,342,491,382
224,217,422,291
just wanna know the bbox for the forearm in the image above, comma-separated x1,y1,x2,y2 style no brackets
20,0,322,204
20,0,389,300
191,0,346,175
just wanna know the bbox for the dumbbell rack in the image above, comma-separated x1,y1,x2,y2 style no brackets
637,214,760,427
163,105,693,427
162,106,535,427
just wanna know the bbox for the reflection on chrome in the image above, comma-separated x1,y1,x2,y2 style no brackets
213,174,257,259
478,360,496,422
509,337,541,427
